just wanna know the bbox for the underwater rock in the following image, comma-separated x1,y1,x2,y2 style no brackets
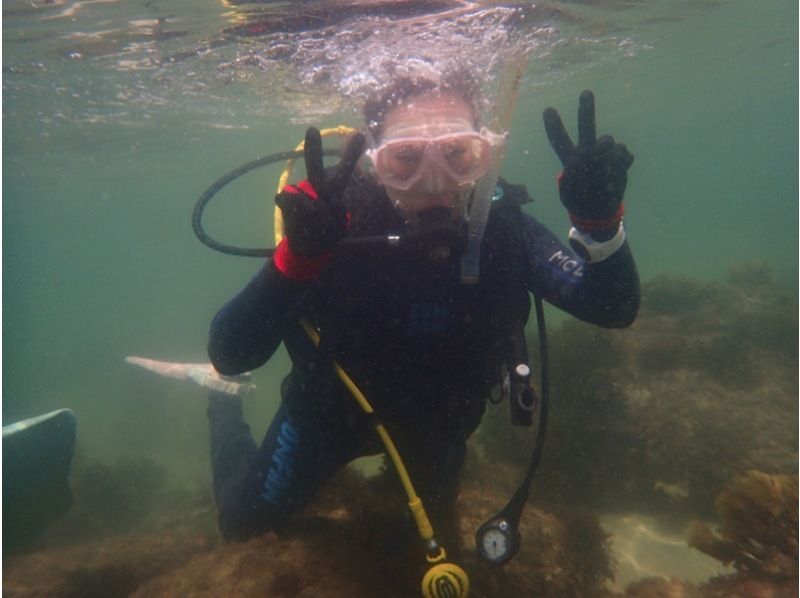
688,470,798,579
1,463,612,598
134,470,611,598
2,529,213,598
2,453,219,596
622,577,701,597
3,460,617,597
41,453,217,548
75,455,167,524
621,574,799,598
478,262,798,518
455,448,616,596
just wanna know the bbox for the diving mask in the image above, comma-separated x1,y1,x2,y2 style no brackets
366,128,506,191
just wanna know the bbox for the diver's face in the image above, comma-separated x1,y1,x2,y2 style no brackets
378,92,477,224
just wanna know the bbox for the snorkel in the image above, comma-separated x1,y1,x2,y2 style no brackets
460,55,528,284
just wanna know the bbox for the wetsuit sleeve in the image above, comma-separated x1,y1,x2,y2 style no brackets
208,260,308,375
521,214,640,328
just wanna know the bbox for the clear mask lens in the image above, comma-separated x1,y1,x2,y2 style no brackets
369,130,499,191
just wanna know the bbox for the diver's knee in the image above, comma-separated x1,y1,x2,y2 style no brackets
218,509,272,541
216,499,285,541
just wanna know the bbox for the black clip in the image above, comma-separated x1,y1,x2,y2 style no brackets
509,363,537,427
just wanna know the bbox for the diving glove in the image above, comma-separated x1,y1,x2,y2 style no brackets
543,90,633,239
274,127,365,280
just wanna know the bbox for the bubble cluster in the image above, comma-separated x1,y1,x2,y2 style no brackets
3,0,656,131
213,2,556,122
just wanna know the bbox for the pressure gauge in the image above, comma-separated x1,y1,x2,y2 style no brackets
476,516,520,565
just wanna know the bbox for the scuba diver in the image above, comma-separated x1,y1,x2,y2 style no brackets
201,72,640,558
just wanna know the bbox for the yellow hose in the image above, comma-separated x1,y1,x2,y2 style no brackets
299,319,438,548
275,137,439,549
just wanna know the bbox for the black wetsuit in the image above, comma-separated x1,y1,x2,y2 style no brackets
206,174,639,541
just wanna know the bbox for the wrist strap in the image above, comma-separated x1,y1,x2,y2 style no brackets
569,202,625,232
568,221,626,263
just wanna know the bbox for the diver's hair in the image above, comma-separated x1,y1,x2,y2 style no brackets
363,70,482,141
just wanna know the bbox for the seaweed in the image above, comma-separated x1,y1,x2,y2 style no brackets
475,263,798,519
41,453,218,549
688,470,798,579
63,564,141,598
72,455,167,533
557,507,617,592
640,273,725,318
5,449,621,597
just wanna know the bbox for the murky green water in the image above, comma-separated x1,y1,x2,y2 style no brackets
3,0,797,587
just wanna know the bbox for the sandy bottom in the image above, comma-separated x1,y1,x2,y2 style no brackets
601,513,732,591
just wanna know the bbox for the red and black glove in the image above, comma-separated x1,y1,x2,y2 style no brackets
543,90,634,240
274,127,365,280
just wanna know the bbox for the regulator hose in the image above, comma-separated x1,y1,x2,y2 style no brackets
191,148,337,257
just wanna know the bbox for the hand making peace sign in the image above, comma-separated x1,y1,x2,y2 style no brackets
275,127,365,257
543,91,634,236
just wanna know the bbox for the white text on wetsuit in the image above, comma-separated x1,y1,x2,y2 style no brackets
548,250,584,277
